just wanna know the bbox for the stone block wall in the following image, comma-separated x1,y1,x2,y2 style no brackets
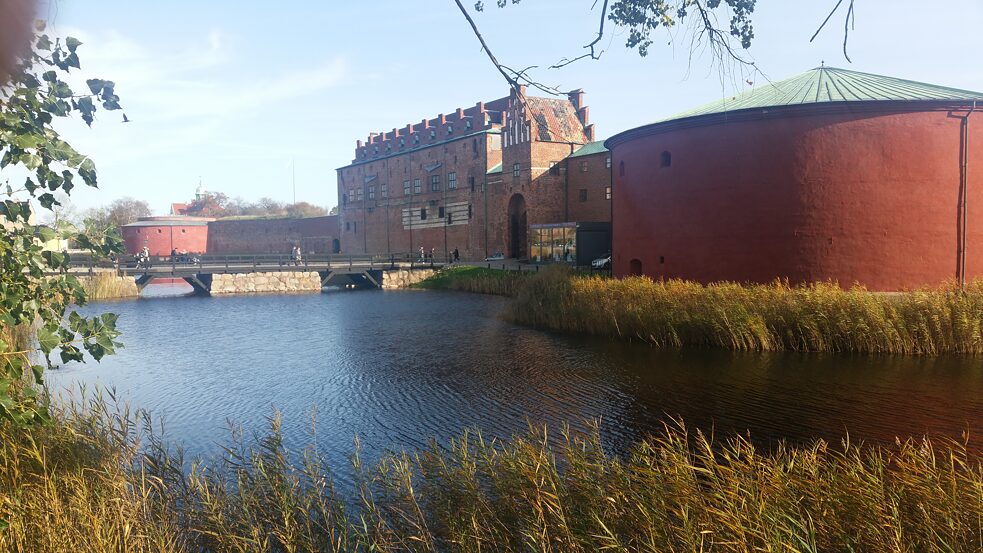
381,268,436,289
209,271,322,295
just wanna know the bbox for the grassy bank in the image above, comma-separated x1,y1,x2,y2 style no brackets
412,265,529,296
419,266,983,354
1,397,982,552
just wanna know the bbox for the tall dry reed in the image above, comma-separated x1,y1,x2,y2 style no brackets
508,266,983,354
77,271,139,301
1,395,982,552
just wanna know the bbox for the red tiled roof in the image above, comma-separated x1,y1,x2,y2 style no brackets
170,203,189,215
525,96,589,144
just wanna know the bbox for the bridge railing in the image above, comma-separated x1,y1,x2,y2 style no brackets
60,251,446,275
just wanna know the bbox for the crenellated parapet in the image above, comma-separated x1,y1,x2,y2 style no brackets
353,97,511,162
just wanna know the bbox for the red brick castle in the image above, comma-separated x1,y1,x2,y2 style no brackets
337,86,612,261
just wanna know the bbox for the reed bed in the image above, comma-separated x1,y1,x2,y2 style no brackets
77,271,139,301
503,266,983,354
1,395,982,552
414,266,529,297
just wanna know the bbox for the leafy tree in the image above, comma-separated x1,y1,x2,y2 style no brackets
285,201,327,218
0,22,124,426
103,197,151,228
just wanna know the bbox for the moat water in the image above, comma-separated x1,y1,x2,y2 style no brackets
47,287,983,475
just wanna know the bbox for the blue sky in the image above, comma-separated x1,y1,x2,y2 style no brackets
46,0,983,214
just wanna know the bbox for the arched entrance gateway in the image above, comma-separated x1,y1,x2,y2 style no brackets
508,194,527,259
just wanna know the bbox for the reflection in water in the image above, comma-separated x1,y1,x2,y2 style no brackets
47,288,983,476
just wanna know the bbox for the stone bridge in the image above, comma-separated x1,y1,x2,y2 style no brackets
89,253,439,296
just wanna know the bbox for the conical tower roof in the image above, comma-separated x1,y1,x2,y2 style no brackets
668,66,983,122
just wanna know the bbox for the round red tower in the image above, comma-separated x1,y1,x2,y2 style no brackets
121,217,211,256
606,67,983,291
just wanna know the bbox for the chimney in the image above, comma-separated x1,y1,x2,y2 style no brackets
406,123,413,135
357,139,363,148
476,101,485,113
578,106,590,126
368,132,377,143
421,118,429,129
584,124,595,142
439,113,446,125
393,127,400,137
568,88,585,110
456,107,464,119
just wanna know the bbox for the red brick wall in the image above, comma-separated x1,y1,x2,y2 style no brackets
206,216,340,254
610,107,983,291
338,132,501,260
122,224,209,256
566,152,612,223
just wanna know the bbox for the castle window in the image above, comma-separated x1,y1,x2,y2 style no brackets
468,175,475,192
606,156,611,169
438,206,445,219
403,180,410,196
420,208,427,220
605,186,611,200
430,175,441,192
414,135,420,144
373,146,378,155
579,189,588,202
512,163,520,177
448,172,457,190
660,151,672,168
414,179,422,194
345,222,350,231
549,162,560,176
581,161,588,173
619,161,625,177
430,129,436,139
447,212,453,224
385,144,391,153
465,119,472,130
368,185,375,200
472,138,478,155
381,183,388,197
468,204,473,219
447,125,453,135
355,188,363,201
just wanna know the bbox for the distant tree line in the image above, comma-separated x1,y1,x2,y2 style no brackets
182,192,329,219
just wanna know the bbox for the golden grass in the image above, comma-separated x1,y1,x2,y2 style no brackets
1,394,982,552
414,265,529,297
503,266,983,354
77,272,139,301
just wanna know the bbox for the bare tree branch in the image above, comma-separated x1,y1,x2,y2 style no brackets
811,0,856,63
550,0,610,69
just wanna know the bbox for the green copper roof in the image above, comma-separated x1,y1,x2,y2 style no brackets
487,162,502,174
568,141,609,158
667,67,983,122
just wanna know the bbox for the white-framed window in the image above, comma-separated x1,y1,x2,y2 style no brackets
430,129,436,139
430,175,441,192
465,119,472,129
368,185,375,199
581,161,588,173
512,163,520,177
448,172,457,189
381,183,388,197
414,179,422,194
606,156,611,169
605,186,612,200
355,188,363,201
447,124,453,135
403,180,411,196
